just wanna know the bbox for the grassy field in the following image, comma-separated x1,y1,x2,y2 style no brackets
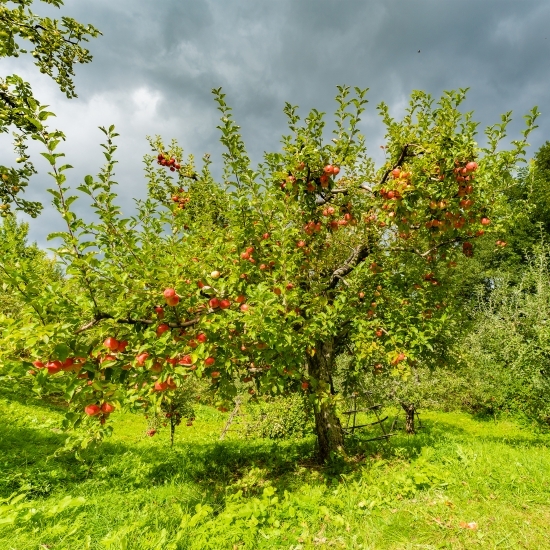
1,387,550,549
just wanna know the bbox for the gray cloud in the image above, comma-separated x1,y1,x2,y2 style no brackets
3,0,549,246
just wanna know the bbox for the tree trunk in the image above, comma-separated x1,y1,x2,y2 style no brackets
401,402,416,434
307,338,345,462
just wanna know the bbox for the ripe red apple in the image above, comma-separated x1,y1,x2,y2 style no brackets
154,380,168,392
61,357,74,371
240,303,250,312
332,166,340,175
259,263,267,270
156,324,170,337
33,360,45,369
210,369,219,376
240,251,250,260
155,307,164,319
392,168,401,178
104,337,119,351
85,404,101,416
246,246,255,254
163,288,176,299
324,164,334,174
297,240,306,248
206,357,216,367
481,217,491,226
327,206,335,216
166,295,180,306
466,161,478,172
101,402,115,414
146,429,157,437
285,283,294,291
136,352,149,366
166,357,178,365
262,233,270,240
236,295,246,303
117,340,128,352
179,355,193,366
197,333,207,343
209,297,220,309
219,299,231,309
301,381,309,390
320,174,329,187
46,360,62,375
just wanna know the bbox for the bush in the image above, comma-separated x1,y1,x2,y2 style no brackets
243,394,313,440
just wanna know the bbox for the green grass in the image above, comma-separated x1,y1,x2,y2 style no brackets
1,387,550,549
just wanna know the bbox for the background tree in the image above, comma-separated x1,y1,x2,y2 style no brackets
0,87,539,462
0,0,100,217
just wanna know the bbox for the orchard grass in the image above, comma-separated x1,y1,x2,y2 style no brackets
1,385,549,549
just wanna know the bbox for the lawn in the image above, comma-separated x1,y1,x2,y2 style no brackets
1,386,549,549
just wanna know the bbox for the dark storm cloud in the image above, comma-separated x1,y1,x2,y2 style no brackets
4,0,550,245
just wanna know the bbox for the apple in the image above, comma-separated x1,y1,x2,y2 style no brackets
466,161,478,172
324,164,334,174
246,246,255,254
219,299,231,309
179,355,193,366
332,166,340,175
188,339,198,348
209,297,220,309
240,251,250,260
101,402,115,414
297,240,306,248
262,233,270,240
273,287,281,296
61,357,74,371
327,206,335,215
151,361,163,373
154,381,168,392
156,324,170,337
136,352,149,366
481,217,491,226
392,168,401,178
85,404,101,416
104,337,119,351
117,340,128,352
211,270,221,279
301,381,309,390
32,360,45,369
163,288,176,299
46,360,62,375
285,283,294,291
166,357,178,365
240,303,250,312
166,295,180,306
155,306,165,318
235,295,246,304
197,333,207,343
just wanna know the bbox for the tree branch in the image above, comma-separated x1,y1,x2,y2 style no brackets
329,244,371,289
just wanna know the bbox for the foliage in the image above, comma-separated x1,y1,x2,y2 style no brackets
0,0,101,216
243,393,313,440
0,215,60,322
456,243,550,423
0,87,539,459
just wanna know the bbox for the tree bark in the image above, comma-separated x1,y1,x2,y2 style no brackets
401,402,416,434
307,338,345,462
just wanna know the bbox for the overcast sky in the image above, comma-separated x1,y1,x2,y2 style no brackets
3,0,550,246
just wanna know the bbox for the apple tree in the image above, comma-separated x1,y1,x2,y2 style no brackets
0,87,538,461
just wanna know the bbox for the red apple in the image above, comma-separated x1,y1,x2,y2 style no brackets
179,355,193,365
155,306,165,318
154,381,168,392
117,340,128,352
262,233,270,240
156,323,170,337
166,295,180,306
481,217,491,226
285,283,294,290
205,357,216,367
32,360,45,369
219,299,231,309
209,297,220,309
85,404,101,416
235,295,246,303
136,352,149,366
240,303,250,312
46,360,62,375
297,240,306,248
301,381,309,390
324,164,334,174
101,402,115,414
197,333,207,343
163,288,176,299
104,337,119,351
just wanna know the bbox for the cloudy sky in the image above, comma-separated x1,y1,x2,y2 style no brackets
3,0,550,246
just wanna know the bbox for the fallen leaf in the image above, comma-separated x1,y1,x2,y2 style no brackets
459,521,478,530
